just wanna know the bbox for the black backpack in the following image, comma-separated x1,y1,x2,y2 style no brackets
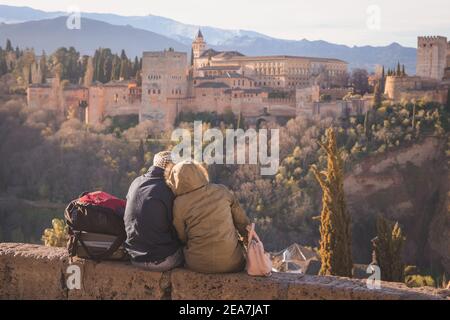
64,191,128,261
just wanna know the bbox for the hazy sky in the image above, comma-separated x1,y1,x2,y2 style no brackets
1,0,449,47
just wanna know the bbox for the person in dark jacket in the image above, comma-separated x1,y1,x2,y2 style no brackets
124,151,183,271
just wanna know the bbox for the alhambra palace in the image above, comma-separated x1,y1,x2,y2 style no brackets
27,32,450,128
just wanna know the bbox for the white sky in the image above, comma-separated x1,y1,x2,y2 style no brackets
1,0,449,47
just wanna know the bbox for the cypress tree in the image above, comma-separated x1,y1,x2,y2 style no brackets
103,54,113,83
119,58,129,80
373,82,382,109
137,140,145,169
0,49,7,76
396,62,401,76
364,110,371,141
133,56,140,75
120,49,127,61
135,69,142,86
111,55,121,81
84,56,94,87
402,65,406,76
311,128,353,277
5,39,12,52
372,216,405,282
446,89,450,112
39,52,47,84
92,49,100,82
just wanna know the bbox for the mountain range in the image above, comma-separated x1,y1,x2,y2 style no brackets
0,4,417,72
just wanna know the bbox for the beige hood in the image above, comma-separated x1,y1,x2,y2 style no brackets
166,161,209,196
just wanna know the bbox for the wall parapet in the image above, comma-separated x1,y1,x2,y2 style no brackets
0,243,448,300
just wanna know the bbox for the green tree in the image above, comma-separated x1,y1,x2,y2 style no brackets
0,50,7,76
396,62,401,76
5,39,12,52
120,49,127,61
111,55,121,81
373,82,383,109
350,68,369,94
412,103,417,129
446,89,450,112
364,110,372,141
119,58,129,80
372,216,405,282
39,52,47,84
311,128,353,277
51,47,82,83
133,56,140,76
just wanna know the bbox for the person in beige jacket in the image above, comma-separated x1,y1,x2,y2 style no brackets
166,160,251,274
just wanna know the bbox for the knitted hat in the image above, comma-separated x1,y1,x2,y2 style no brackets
153,151,173,169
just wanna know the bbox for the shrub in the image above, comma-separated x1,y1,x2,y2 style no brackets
405,275,436,288
41,218,68,248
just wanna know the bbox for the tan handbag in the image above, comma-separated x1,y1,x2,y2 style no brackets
246,223,272,277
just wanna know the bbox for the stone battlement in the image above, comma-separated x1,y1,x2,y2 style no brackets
418,36,448,43
1,243,448,300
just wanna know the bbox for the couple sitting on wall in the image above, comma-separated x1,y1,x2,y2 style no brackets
124,151,250,273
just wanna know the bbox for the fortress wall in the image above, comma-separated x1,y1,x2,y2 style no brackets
1,243,448,300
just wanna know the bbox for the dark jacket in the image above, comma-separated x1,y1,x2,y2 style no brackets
124,166,180,263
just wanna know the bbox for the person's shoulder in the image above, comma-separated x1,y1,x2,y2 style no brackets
131,174,147,186
209,184,233,197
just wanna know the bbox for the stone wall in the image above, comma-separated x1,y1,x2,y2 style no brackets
1,243,448,300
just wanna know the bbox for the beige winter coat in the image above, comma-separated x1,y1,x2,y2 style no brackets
166,161,250,273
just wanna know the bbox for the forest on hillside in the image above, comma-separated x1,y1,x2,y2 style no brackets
0,39,142,89
0,91,448,261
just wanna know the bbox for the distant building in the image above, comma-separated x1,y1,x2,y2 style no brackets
140,49,188,128
28,30,355,127
384,35,450,104
27,78,140,124
416,36,449,80
191,31,348,89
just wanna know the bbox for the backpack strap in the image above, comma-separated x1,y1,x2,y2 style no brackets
75,231,126,262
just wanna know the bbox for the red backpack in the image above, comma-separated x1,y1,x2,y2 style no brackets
65,191,128,261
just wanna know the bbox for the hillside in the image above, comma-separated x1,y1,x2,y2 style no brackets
344,137,450,274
